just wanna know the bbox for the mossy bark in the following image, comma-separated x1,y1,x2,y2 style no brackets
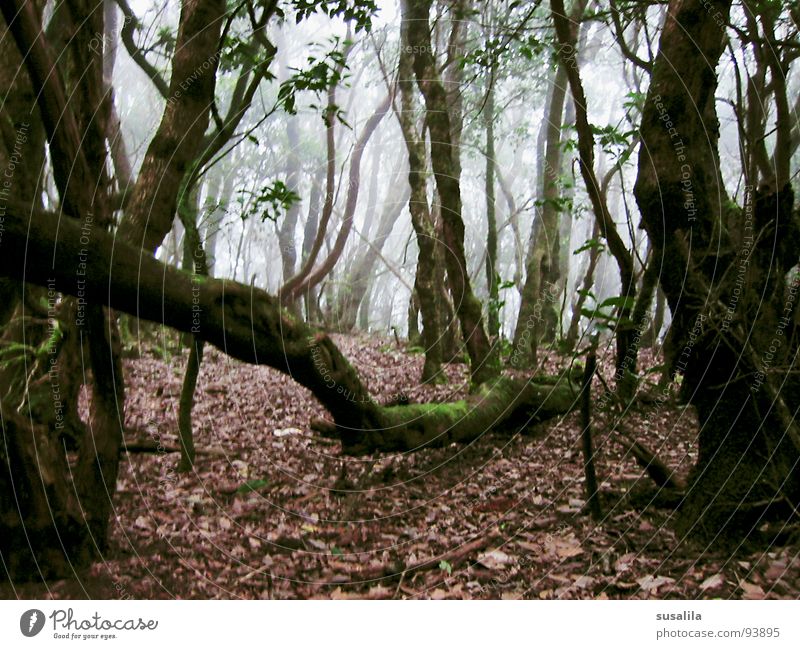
403,0,498,386
634,0,800,544
1,202,580,457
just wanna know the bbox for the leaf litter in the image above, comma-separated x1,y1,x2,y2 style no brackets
5,336,800,600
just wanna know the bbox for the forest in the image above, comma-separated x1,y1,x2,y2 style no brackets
0,0,799,600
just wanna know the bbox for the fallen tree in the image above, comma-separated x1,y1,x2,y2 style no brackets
0,202,580,456
0,200,578,577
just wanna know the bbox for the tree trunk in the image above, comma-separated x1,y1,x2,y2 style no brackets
564,222,601,351
484,55,500,339
177,182,208,472
513,61,569,366
0,203,579,457
397,20,444,382
552,0,636,382
0,412,88,579
278,115,301,284
117,0,225,253
330,177,407,332
633,0,800,543
284,93,391,305
403,0,498,386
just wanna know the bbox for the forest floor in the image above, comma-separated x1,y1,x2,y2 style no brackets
4,334,800,600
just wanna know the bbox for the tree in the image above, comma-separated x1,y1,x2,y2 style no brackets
551,0,637,395
1,200,579,470
397,12,445,382
634,0,800,542
402,0,498,386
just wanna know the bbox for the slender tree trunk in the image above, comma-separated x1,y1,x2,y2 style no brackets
552,0,636,383
284,93,391,305
397,20,444,382
281,42,353,303
403,0,497,385
331,183,407,332
484,55,500,339
278,115,301,284
564,223,601,351
103,0,133,189
513,61,569,367
177,182,207,472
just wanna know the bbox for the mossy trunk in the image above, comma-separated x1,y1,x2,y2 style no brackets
332,374,579,455
403,0,498,386
1,202,579,458
634,0,800,544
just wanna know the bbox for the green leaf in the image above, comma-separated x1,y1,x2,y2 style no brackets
573,238,605,255
331,546,344,557
439,560,453,575
236,478,269,494
237,180,300,223
599,295,636,310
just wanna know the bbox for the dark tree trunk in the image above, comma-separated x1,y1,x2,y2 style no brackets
564,223,601,351
0,0,124,577
552,0,636,383
0,412,89,580
177,183,208,472
117,0,225,253
634,0,800,543
403,0,498,386
484,56,500,339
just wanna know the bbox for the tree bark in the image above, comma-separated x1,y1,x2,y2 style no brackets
634,0,800,543
117,0,226,253
403,0,498,386
0,203,580,456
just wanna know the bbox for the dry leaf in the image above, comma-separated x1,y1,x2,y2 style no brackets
739,581,766,600
638,575,675,592
700,573,725,591
477,549,513,570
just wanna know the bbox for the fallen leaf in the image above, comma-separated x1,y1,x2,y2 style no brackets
477,549,513,570
700,573,725,591
638,575,675,592
739,580,766,600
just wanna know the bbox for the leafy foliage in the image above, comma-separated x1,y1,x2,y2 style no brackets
288,0,378,32
237,181,301,223
277,36,352,119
